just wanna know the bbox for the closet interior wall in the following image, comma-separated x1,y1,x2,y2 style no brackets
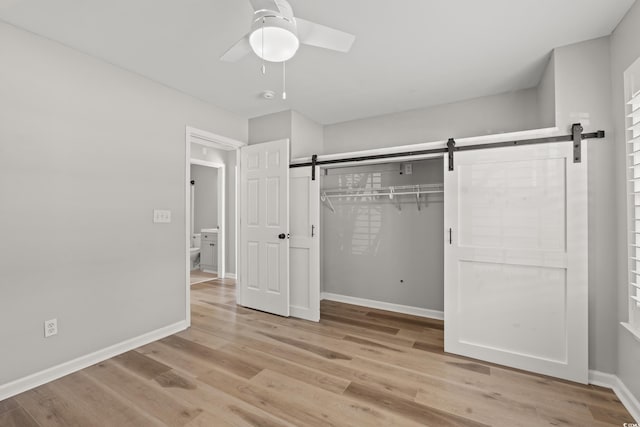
320,157,444,311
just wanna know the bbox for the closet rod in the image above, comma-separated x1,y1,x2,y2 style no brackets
290,124,605,175
323,190,443,198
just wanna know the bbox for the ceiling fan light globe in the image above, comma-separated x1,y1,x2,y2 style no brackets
249,26,299,62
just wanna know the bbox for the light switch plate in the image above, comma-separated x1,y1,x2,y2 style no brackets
404,163,413,175
153,209,172,223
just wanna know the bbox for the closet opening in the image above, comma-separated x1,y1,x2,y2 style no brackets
319,156,445,320
290,124,606,323
284,125,605,380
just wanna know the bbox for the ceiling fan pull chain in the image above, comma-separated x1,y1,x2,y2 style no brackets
282,61,287,100
260,18,266,75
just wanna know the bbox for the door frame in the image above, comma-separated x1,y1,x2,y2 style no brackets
314,159,444,314
190,159,225,277
185,126,245,326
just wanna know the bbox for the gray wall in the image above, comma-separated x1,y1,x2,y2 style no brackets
190,164,218,233
0,21,247,385
553,37,616,374
611,0,640,401
321,159,444,310
248,109,324,159
537,54,556,128
248,110,291,145
323,88,543,155
291,110,324,159
248,89,543,159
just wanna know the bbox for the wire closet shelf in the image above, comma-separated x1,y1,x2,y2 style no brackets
320,183,443,212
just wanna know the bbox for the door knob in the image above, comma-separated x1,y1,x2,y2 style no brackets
278,233,286,239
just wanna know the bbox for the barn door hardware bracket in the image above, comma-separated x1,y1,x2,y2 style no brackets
572,123,583,163
311,154,318,181
447,138,456,171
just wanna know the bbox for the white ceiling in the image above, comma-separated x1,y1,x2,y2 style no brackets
0,0,635,124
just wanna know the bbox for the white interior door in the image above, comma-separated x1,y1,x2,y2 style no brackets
444,142,588,383
289,167,320,321
239,139,290,316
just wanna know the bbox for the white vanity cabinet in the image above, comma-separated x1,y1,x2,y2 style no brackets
200,229,218,273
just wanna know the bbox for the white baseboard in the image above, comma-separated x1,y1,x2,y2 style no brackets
201,269,217,275
225,273,237,279
589,370,640,423
0,320,188,401
321,292,444,320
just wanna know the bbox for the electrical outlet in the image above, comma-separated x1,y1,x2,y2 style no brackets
404,163,413,175
44,318,57,338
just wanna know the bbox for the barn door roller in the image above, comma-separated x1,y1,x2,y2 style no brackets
447,138,455,171
311,154,317,181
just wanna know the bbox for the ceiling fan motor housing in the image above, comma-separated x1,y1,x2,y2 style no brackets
249,0,299,62
251,0,296,35
251,14,297,36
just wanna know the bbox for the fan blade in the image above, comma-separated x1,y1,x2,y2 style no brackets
296,18,355,53
249,0,280,13
220,36,252,62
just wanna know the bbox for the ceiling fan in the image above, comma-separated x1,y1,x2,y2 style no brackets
220,0,356,63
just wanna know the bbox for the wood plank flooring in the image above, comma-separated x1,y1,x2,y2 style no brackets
189,270,217,285
1,279,634,426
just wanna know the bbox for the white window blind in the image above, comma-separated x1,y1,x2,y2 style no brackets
626,56,640,337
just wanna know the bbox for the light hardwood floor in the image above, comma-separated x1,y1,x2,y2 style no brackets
189,270,217,285
1,279,634,426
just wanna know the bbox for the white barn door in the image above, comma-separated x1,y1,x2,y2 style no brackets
289,167,320,321
239,139,290,316
444,142,588,383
